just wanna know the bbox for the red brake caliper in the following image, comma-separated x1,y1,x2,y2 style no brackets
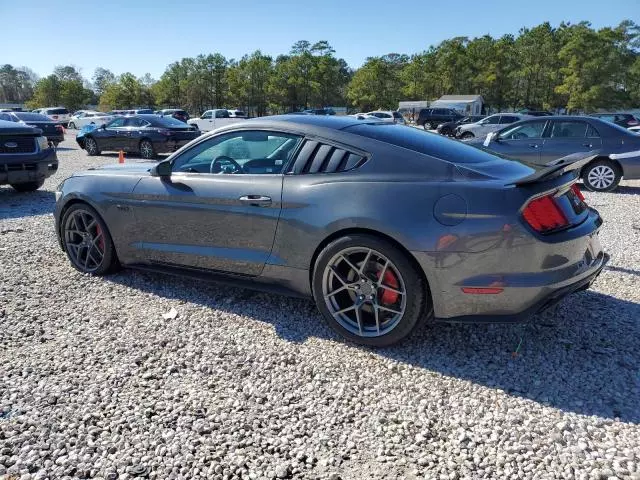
377,269,399,304
95,224,105,252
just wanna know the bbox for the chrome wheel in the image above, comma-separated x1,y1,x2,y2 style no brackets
322,247,407,338
140,141,154,159
587,165,615,190
64,209,105,273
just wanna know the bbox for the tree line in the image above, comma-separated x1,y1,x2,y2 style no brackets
1,20,639,115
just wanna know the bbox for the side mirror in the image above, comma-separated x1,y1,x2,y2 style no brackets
150,160,172,177
101,124,106,129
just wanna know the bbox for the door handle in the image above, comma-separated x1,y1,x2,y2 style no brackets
528,144,539,148
583,143,593,148
239,195,272,207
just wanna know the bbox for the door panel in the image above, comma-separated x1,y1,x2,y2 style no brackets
540,121,602,164
130,174,283,275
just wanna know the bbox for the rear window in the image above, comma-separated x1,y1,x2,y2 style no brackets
393,112,403,119
345,123,494,164
150,116,189,127
15,112,52,121
47,108,69,114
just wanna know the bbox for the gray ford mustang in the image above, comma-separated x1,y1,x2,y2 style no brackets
54,115,608,346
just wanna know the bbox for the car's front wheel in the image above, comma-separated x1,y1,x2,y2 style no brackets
61,203,119,275
140,140,156,159
10,180,44,192
84,137,100,156
312,234,428,347
582,160,621,192
460,132,474,140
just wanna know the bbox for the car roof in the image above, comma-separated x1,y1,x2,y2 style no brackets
261,114,382,130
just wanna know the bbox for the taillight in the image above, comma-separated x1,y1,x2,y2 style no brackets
522,193,568,233
52,115,58,119
55,125,63,132
571,183,585,202
628,119,639,126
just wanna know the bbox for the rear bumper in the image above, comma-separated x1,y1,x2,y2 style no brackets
435,253,609,323
0,148,58,185
46,133,64,143
412,207,607,323
153,137,199,153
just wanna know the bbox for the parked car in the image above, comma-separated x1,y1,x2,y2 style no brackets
68,111,114,130
188,109,246,132
227,109,247,118
34,107,71,127
456,113,531,140
107,110,135,116
158,109,190,123
0,119,58,191
589,113,639,129
436,115,485,136
470,116,640,192
417,108,463,129
302,108,336,115
76,114,200,159
365,111,406,124
55,115,607,347
517,110,553,117
0,111,65,146
132,109,154,115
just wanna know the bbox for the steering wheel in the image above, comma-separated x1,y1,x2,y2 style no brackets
209,155,243,174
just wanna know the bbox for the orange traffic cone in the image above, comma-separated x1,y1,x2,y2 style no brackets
118,150,125,164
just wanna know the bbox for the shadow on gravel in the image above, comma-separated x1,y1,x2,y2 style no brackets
613,185,640,196
54,147,76,151
0,188,55,220
107,270,640,423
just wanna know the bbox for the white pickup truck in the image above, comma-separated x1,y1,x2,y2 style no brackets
187,109,246,132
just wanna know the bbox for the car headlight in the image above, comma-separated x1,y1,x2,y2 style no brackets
37,136,49,150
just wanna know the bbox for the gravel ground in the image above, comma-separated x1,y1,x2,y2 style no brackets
1,134,639,480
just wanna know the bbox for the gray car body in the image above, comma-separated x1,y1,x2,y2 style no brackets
469,116,640,180
54,116,607,323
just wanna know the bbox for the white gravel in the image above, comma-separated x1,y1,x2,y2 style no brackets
1,135,639,480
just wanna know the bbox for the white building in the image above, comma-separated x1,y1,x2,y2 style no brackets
429,95,484,115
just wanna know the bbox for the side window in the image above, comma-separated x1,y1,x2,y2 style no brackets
0,113,12,121
107,118,127,128
201,111,212,119
215,110,230,118
125,118,142,127
586,125,600,138
483,115,501,124
550,121,588,138
499,121,546,140
172,131,301,174
499,115,519,124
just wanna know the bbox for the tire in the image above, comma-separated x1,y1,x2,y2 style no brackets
312,234,428,347
68,122,76,129
429,121,439,130
60,203,119,275
460,132,474,140
582,160,621,192
10,180,44,192
139,139,156,159
84,137,100,156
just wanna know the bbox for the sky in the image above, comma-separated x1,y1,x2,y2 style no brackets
2,0,639,82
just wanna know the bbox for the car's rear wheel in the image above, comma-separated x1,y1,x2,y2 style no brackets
68,122,76,129
61,203,118,275
460,132,474,140
10,180,44,192
84,137,100,156
582,160,621,192
312,234,428,347
429,121,438,130
140,139,156,159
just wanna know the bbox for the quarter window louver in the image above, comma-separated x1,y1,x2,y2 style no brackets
290,139,366,174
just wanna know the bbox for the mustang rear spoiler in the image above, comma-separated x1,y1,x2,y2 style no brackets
511,151,598,186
